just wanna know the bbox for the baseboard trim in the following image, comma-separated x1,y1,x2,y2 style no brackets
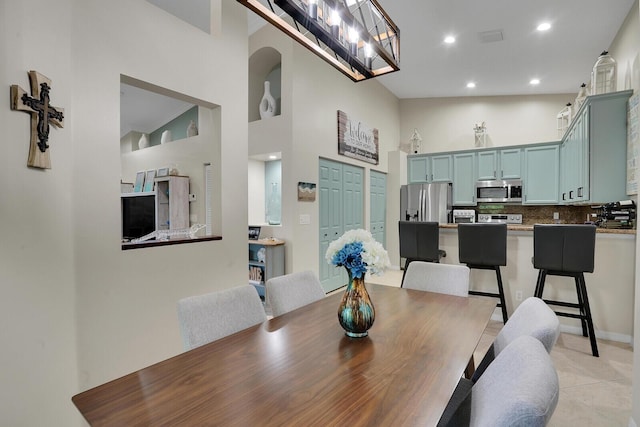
489,312,632,344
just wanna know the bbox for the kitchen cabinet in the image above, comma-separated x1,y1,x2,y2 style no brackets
522,144,560,204
559,90,632,204
453,152,476,205
249,239,285,299
477,148,522,180
500,148,522,179
477,151,498,180
408,154,452,183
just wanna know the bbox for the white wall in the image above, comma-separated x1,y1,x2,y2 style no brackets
399,94,575,153
1,1,79,425
249,26,401,276
72,0,249,393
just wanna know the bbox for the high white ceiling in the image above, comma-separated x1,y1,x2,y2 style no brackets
372,0,635,98
125,0,636,137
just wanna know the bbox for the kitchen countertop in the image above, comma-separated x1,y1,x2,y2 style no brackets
440,223,635,235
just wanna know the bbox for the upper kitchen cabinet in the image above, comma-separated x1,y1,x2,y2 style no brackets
559,90,632,204
522,143,560,204
453,152,477,205
408,154,453,183
477,148,522,180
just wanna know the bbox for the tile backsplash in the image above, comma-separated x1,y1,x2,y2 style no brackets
455,204,596,225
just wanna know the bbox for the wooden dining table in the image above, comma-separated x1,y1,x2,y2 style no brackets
72,284,496,426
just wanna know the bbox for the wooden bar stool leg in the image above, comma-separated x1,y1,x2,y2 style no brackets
495,266,508,323
578,274,599,357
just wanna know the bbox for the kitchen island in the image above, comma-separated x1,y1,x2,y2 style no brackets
437,224,635,343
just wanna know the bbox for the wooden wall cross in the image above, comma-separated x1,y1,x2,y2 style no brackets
10,70,65,169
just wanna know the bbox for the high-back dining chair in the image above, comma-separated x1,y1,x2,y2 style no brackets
177,284,267,350
438,335,560,427
471,296,559,382
401,261,470,297
265,270,326,317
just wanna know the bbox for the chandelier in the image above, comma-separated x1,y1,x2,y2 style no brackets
238,0,400,82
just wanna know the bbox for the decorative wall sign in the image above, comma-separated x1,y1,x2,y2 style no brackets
337,110,379,165
297,182,316,201
10,70,65,169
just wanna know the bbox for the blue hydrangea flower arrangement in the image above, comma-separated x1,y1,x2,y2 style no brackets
325,229,390,278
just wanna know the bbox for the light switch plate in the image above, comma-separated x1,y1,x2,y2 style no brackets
299,214,311,225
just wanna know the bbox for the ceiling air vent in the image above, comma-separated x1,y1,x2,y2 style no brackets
477,29,504,43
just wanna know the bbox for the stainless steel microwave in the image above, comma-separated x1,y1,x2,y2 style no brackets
476,179,523,203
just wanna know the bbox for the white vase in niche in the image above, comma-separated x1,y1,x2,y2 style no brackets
161,130,172,144
138,133,149,149
259,81,276,119
186,120,198,137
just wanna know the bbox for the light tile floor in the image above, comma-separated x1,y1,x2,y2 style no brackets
365,268,634,427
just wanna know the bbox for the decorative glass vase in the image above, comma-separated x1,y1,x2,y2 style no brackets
267,182,281,225
338,270,375,338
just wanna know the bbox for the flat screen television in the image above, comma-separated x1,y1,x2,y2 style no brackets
121,194,156,241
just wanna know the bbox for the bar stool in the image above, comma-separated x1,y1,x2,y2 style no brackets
458,223,509,323
533,224,598,357
398,221,446,283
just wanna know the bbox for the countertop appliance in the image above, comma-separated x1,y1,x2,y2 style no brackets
591,200,636,229
477,213,523,224
476,179,523,203
400,183,452,224
453,209,475,223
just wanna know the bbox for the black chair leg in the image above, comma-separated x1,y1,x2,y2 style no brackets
495,266,508,323
401,259,413,287
574,276,588,337
534,270,547,298
578,274,599,357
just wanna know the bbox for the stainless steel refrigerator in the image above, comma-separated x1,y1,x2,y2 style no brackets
400,183,452,224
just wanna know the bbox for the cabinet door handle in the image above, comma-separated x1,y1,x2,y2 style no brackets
494,170,497,178
569,190,574,199
578,187,583,197
562,193,566,201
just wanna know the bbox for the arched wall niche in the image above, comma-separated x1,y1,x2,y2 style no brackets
249,47,282,122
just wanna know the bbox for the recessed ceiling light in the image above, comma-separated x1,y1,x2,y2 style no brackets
466,82,476,88
537,22,551,32
444,35,456,44
530,78,541,85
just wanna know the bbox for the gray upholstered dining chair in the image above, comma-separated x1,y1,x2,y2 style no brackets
177,284,267,350
471,296,560,382
265,270,326,317
438,335,560,427
401,261,470,297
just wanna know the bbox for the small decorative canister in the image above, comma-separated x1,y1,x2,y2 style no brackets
591,51,617,95
138,133,149,149
186,120,198,137
161,130,172,144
